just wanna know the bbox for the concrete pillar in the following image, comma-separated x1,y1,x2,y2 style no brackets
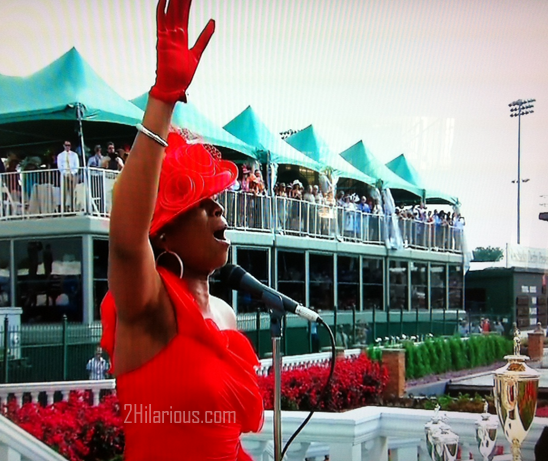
363,437,388,461
528,323,545,361
0,445,21,461
82,235,94,325
382,348,406,398
285,442,311,460
240,440,268,460
330,442,362,461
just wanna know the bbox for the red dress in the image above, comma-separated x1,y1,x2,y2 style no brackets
101,267,264,460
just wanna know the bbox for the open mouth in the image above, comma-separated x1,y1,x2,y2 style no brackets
213,227,227,241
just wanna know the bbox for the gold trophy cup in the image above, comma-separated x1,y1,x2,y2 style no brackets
493,325,540,461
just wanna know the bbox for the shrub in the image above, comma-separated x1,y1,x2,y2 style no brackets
405,335,513,380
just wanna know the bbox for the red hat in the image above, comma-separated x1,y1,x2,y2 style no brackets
149,131,238,236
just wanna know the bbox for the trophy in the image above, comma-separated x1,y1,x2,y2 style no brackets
493,325,540,461
431,428,459,461
425,405,459,461
475,401,498,460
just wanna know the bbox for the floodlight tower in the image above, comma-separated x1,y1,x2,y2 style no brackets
509,98,535,244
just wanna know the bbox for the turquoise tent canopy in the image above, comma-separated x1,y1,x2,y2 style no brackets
223,106,322,172
386,154,458,205
131,93,256,158
284,125,375,186
339,141,423,201
0,47,144,149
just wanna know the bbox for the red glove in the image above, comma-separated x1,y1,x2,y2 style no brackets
150,0,215,104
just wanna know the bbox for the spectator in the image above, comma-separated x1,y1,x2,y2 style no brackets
458,319,470,336
240,165,251,193
493,320,505,335
253,169,266,195
357,195,371,213
303,185,314,203
312,185,323,204
88,145,103,168
57,140,80,211
335,324,349,348
102,142,124,171
86,345,110,380
289,180,303,199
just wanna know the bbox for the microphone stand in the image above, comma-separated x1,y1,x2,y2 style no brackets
264,291,285,461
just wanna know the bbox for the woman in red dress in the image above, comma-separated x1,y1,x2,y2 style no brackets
100,0,264,459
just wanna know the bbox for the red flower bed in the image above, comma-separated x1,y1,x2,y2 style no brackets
4,391,124,461
536,405,548,418
259,354,389,412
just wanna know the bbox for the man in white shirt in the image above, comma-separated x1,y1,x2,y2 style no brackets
86,346,110,380
57,141,80,211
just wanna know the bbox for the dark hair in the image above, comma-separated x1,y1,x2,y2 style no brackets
107,142,115,148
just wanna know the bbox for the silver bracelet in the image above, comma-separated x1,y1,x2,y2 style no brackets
136,123,168,147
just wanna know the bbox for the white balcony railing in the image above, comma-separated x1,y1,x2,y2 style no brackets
0,168,463,253
0,414,67,461
242,407,543,460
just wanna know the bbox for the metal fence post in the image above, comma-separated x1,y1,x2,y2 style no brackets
333,306,338,343
3,316,8,384
256,308,261,355
62,315,68,380
352,305,356,346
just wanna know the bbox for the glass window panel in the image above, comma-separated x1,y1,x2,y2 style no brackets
92,239,109,321
0,240,10,307
93,239,109,280
15,238,83,323
389,260,408,311
338,255,359,311
277,251,305,306
430,264,447,309
411,262,428,310
363,258,383,310
277,251,306,307
236,248,269,314
309,253,334,311
94,280,109,321
210,248,233,306
449,265,463,310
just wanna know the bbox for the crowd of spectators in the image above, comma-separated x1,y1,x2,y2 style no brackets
1,140,128,213
1,151,465,249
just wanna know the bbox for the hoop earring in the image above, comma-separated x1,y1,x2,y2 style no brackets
155,250,184,279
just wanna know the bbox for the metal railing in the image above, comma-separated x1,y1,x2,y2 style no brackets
0,167,117,218
0,169,463,252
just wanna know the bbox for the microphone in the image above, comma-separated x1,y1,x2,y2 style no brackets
220,264,320,322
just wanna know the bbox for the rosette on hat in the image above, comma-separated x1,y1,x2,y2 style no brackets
149,131,238,236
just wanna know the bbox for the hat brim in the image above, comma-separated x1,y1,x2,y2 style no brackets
149,132,238,236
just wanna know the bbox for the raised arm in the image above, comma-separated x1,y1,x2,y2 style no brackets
108,0,215,321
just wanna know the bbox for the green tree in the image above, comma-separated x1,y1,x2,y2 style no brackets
472,246,504,262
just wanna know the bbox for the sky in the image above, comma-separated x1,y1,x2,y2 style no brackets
0,0,547,252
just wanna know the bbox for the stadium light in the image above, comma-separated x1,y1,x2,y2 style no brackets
509,98,536,244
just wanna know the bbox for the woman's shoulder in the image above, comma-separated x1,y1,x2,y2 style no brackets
210,295,237,330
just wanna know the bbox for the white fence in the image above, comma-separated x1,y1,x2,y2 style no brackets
242,407,542,460
0,415,67,461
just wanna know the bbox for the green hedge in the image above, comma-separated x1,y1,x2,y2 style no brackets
403,335,513,380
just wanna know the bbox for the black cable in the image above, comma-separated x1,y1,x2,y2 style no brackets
280,317,337,459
